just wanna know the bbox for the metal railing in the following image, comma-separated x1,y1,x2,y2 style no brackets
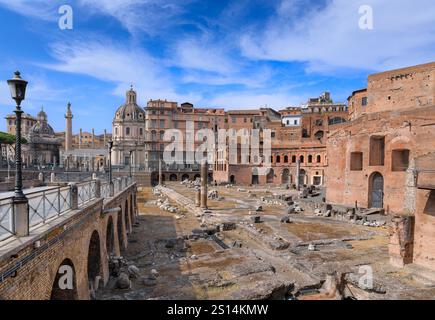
28,186,72,228
0,176,134,242
0,197,14,241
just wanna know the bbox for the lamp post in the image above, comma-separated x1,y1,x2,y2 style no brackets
7,71,28,200
108,140,114,196
7,71,29,236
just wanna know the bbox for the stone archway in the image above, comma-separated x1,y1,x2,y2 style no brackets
230,175,235,184
266,168,274,184
106,216,115,256
87,230,102,298
130,194,134,225
194,174,201,181
125,199,131,234
50,258,78,300
181,174,189,181
170,174,178,181
252,168,259,185
281,169,290,184
369,172,384,208
299,169,306,186
117,207,125,250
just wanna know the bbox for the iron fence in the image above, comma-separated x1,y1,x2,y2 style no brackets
28,186,72,228
0,197,14,241
0,176,134,242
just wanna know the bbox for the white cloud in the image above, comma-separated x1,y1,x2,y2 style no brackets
41,39,202,103
0,0,58,21
240,0,435,72
79,0,194,34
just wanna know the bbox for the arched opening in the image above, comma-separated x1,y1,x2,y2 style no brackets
194,174,201,181
300,155,304,163
87,231,102,298
106,216,115,256
266,169,274,184
281,169,290,184
50,259,78,300
308,155,313,163
117,207,125,250
125,200,130,235
292,155,296,163
284,155,289,163
299,169,306,186
170,174,178,181
230,175,235,184
130,194,135,225
369,172,384,208
317,155,321,163
252,168,259,185
181,174,190,181
276,155,281,163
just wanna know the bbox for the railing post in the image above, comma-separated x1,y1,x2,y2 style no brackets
95,179,101,198
70,183,78,210
13,197,29,237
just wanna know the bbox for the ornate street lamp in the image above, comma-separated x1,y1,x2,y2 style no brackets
7,71,28,201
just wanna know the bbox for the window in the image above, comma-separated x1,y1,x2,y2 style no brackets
308,155,313,163
294,120,298,125
362,97,368,106
126,127,130,135
316,155,321,163
392,149,410,172
271,132,276,138
232,117,236,124
369,136,385,166
315,119,323,126
244,118,247,123
292,155,296,163
276,155,281,163
350,152,363,171
160,120,165,128
284,155,289,163
139,128,143,136
300,155,304,163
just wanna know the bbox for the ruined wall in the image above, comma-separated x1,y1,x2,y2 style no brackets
326,106,435,214
367,62,435,114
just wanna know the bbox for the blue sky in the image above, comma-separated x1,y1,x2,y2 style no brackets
0,0,434,133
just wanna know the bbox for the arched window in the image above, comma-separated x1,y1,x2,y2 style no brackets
308,155,313,163
126,127,130,136
317,155,321,163
115,127,118,136
139,128,143,136
284,155,289,163
292,155,296,163
276,155,281,163
300,155,304,163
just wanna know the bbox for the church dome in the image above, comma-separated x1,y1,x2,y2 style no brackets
29,107,55,136
114,87,146,122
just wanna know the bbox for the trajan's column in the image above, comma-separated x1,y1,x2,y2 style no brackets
65,102,73,152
